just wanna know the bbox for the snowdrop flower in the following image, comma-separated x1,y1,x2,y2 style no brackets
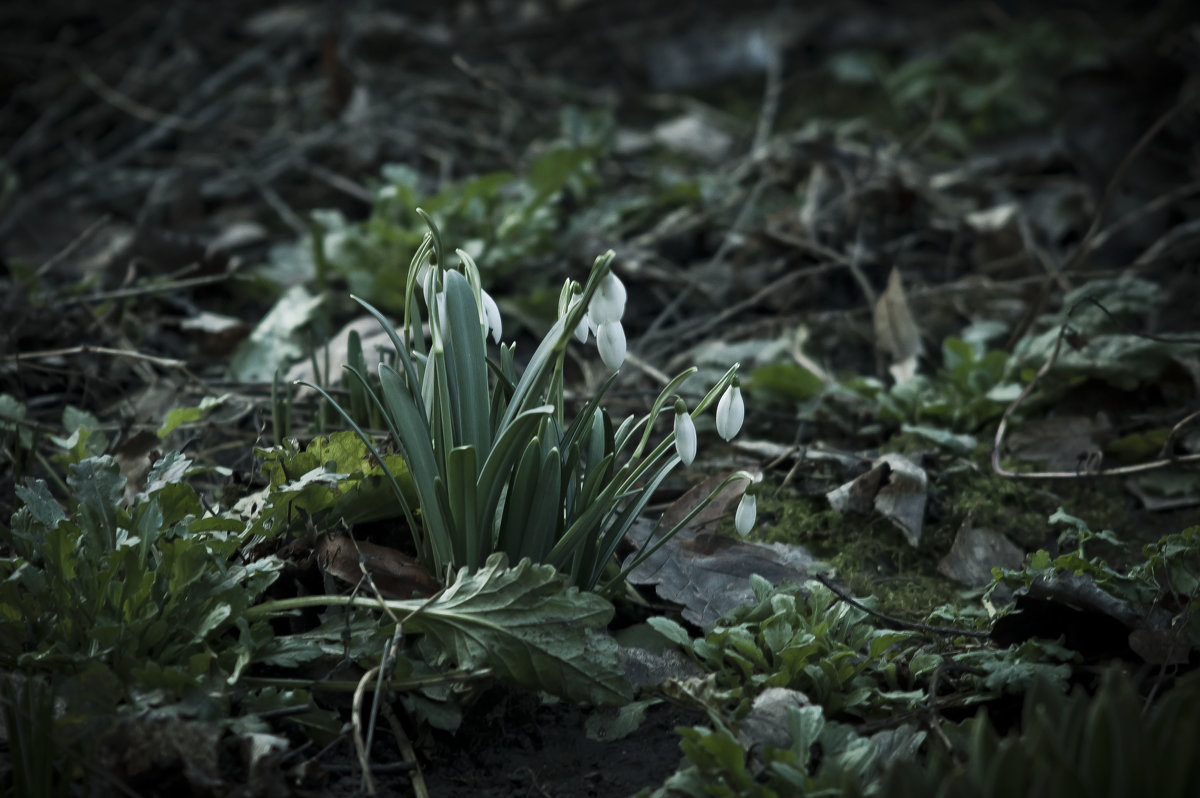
434,290,447,329
419,262,437,304
588,270,626,327
480,288,501,344
567,292,589,343
673,399,696,466
716,378,744,441
735,491,756,536
596,320,626,370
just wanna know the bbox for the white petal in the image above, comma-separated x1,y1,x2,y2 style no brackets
674,410,697,466
716,385,744,441
735,493,756,536
588,271,626,327
596,321,626,370
419,263,436,304
480,289,502,344
568,294,589,343
435,291,447,327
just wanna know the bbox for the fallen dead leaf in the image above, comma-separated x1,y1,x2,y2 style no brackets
873,267,923,384
826,453,927,547
315,534,439,598
938,522,1024,587
624,470,820,630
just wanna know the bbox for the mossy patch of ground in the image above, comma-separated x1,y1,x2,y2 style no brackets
746,451,1161,621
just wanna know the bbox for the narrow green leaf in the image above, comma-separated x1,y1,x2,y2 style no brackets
442,270,491,458
377,364,454,568
475,405,555,555
446,446,480,567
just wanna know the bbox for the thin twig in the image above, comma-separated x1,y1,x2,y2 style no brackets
32,214,113,280
992,299,1200,479
1064,96,1190,274
1,344,186,369
54,271,235,307
814,574,990,639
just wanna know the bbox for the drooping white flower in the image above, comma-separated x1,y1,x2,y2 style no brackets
716,380,744,441
480,288,502,344
735,492,756,536
596,320,626,370
567,293,589,343
673,399,696,466
434,290,447,329
588,270,626,327
419,262,436,304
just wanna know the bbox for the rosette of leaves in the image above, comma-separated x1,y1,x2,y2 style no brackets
0,454,279,688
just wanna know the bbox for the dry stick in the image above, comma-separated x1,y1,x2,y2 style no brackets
1094,179,1200,260
351,536,444,797
1004,95,1191,350
1,344,186,369
992,301,1200,480
0,42,276,239
813,574,990,639
383,704,430,798
637,42,784,360
1065,96,1191,275
31,214,113,280
75,57,197,131
54,270,234,306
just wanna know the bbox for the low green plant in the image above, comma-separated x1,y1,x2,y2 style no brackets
287,107,613,311
656,710,925,798
828,21,1099,152
992,510,1200,651
303,212,754,591
1,674,66,798
875,668,1200,798
1,453,277,689
651,578,937,717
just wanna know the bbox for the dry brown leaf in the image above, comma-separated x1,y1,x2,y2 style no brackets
624,469,820,630
872,267,922,384
938,522,1024,587
826,453,927,547
315,535,439,598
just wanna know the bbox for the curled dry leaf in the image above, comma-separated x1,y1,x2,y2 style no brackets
873,267,923,384
314,534,440,598
624,470,819,630
826,453,927,547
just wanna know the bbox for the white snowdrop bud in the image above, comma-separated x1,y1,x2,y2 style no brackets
596,320,626,370
480,289,502,344
588,271,626,327
673,399,696,466
735,492,756,536
716,379,744,441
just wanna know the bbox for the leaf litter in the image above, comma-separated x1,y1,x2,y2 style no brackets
3,1,1200,795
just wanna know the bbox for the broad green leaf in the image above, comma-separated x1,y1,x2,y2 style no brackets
67,457,126,552
229,286,324,382
13,480,66,533
400,554,631,706
646,617,692,649
748,362,825,401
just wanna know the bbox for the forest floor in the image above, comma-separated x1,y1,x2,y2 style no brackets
3,1,1200,796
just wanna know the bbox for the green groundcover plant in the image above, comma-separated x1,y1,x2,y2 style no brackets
303,211,756,591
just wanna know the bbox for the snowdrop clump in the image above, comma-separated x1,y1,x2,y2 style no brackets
307,210,756,592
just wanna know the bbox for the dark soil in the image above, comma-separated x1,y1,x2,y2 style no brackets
418,697,700,798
